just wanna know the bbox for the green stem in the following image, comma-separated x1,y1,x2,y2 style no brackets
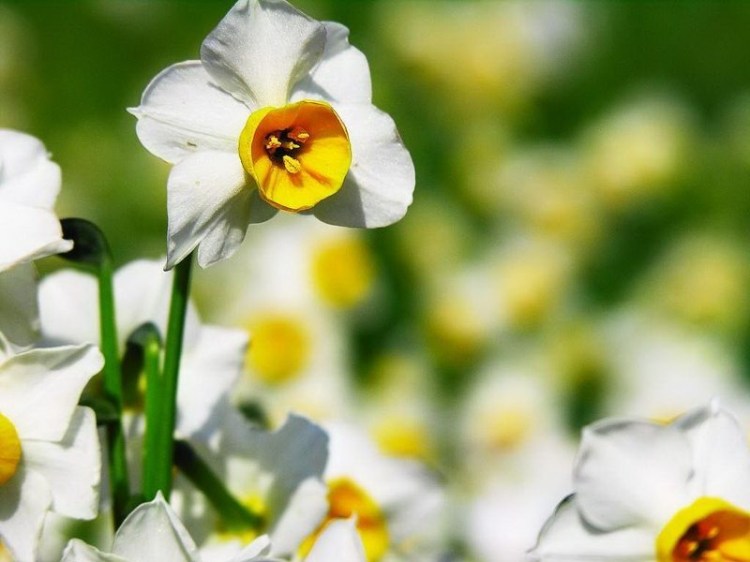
140,324,164,499
143,253,193,500
98,256,131,526
173,440,265,532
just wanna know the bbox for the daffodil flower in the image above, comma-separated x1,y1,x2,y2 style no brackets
0,334,103,561
130,0,415,269
531,401,750,562
0,129,72,272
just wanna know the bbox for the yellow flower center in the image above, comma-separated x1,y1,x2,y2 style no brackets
215,494,267,544
656,497,750,561
246,313,311,385
480,406,534,451
300,478,389,562
239,100,352,212
310,236,375,309
372,416,433,461
0,412,21,486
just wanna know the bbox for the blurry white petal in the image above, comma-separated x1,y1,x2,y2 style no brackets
112,493,199,562
229,535,273,562
270,477,328,555
292,22,371,104
39,269,100,347
165,150,276,269
24,407,100,519
0,344,103,442
313,104,414,228
131,61,250,164
200,0,326,107
575,419,691,531
0,264,39,347
0,201,72,272
0,468,52,562
62,539,126,562
530,496,654,561
0,129,61,209
305,518,365,562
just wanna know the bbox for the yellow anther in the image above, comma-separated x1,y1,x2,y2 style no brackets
0,412,21,486
281,140,301,151
289,127,310,143
264,134,282,153
283,155,302,174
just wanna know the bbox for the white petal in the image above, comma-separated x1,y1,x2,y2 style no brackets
39,269,100,347
0,468,52,562
62,539,126,562
0,344,103,442
305,518,366,562
676,401,750,508
529,496,654,562
228,535,272,562
0,264,39,347
574,418,691,531
0,201,72,272
165,150,276,270
0,129,61,209
291,22,371,104
112,493,199,562
23,407,101,519
131,61,250,165
176,325,248,438
270,477,328,556
200,0,326,107
312,103,414,228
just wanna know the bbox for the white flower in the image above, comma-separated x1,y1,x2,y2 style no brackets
131,0,415,269
38,259,248,441
0,333,103,561
531,401,750,562
0,129,72,272
62,492,273,562
0,263,39,348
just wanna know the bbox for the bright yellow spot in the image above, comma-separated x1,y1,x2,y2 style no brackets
239,100,352,212
656,497,750,561
246,314,311,385
0,412,21,486
311,236,375,309
373,416,432,461
300,478,389,562
0,541,10,562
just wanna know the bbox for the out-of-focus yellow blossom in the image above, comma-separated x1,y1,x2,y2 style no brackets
492,238,575,331
639,233,750,333
378,1,584,115
582,96,694,210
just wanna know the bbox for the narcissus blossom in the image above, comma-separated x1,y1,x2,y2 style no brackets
0,334,103,561
131,0,415,269
531,401,750,562
0,129,71,272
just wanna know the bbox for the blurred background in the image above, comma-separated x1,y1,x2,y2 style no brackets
3,1,750,560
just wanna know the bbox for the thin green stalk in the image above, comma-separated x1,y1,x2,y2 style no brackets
143,253,193,500
173,440,265,533
140,325,164,499
98,255,131,525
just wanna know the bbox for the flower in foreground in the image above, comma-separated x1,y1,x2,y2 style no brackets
530,401,750,562
130,0,415,269
0,129,72,272
0,333,103,561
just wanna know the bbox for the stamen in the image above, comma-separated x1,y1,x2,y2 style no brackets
265,134,282,154
283,155,302,174
288,127,310,143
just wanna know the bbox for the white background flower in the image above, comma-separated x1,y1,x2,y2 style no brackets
131,0,415,268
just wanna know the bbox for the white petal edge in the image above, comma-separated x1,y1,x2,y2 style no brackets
0,467,53,562
23,407,101,519
0,344,103,442
200,0,326,107
0,201,72,272
0,129,61,209
130,61,250,165
270,477,328,556
165,150,276,270
112,492,199,562
529,495,655,562
62,539,126,562
305,518,366,562
291,21,372,105
312,103,414,228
